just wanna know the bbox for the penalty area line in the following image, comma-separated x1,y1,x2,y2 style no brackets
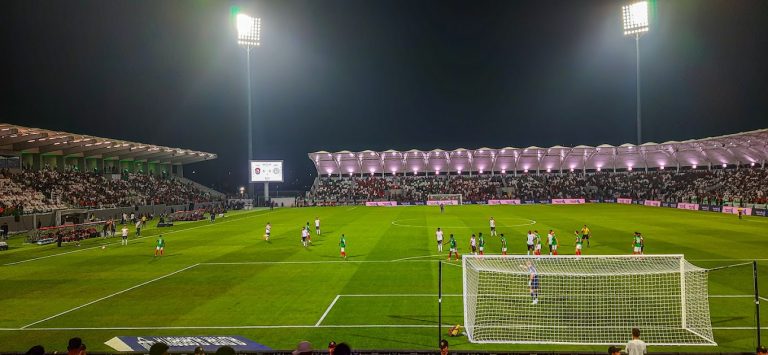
20,263,200,329
315,295,340,327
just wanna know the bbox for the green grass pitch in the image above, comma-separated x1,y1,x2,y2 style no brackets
0,204,766,352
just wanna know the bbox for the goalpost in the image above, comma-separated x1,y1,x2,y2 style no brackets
462,254,715,346
427,194,462,205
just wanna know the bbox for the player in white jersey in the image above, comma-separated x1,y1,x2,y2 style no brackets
264,222,271,241
489,217,497,236
315,217,321,235
436,227,444,252
301,228,309,247
547,230,555,255
470,234,478,255
526,230,535,255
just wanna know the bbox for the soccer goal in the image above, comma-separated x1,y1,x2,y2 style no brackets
427,194,462,205
462,254,715,346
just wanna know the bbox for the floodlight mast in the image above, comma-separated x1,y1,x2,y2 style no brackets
236,13,261,200
622,1,649,146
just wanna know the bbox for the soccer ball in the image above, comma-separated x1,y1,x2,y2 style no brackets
101,245,106,250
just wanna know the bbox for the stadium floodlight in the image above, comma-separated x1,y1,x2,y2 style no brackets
234,10,262,199
622,1,649,145
462,255,715,345
236,13,262,48
622,1,649,36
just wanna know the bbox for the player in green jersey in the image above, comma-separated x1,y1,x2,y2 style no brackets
447,234,459,261
534,231,542,256
632,232,643,255
154,234,165,257
575,231,583,255
500,233,508,255
339,234,347,260
478,233,485,255
550,232,559,255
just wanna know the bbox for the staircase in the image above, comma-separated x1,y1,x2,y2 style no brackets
178,177,226,199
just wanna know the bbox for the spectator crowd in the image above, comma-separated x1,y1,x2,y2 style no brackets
305,168,768,206
0,168,214,215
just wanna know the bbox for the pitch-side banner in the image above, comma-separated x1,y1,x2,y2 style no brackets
487,199,522,205
721,206,752,216
427,200,459,205
617,198,633,204
551,198,585,205
104,336,270,352
677,202,699,211
643,200,661,207
365,201,397,206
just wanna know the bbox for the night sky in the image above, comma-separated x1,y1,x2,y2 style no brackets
1,0,766,193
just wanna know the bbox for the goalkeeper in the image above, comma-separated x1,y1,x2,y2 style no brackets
525,260,539,304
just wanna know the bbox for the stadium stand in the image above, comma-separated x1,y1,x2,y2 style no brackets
306,129,768,206
305,169,768,205
0,124,222,233
11,169,213,208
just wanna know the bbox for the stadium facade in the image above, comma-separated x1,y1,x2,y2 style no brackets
309,129,768,176
0,123,216,176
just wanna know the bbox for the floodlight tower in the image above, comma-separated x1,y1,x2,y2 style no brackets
235,12,262,198
622,1,649,145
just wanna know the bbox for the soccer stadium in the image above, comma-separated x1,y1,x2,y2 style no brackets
2,1,768,355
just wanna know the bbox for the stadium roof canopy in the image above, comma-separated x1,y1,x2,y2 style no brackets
0,123,216,164
309,128,768,175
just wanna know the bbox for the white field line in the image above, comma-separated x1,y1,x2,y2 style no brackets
21,263,200,329
3,325,766,331
443,261,463,268
391,254,443,262
341,294,461,297
4,210,273,266
315,295,341,327
4,324,454,331
200,260,442,266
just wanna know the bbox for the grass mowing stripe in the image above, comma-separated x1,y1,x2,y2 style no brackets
315,295,341,326
20,263,200,329
4,324,459,331
3,209,273,266
4,325,765,331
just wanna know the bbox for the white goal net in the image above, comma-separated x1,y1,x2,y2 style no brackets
462,255,715,345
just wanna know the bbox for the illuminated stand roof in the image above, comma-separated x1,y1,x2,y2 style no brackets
0,123,216,165
309,129,768,176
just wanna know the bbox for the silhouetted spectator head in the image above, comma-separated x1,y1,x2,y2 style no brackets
215,346,236,355
292,341,312,355
334,343,351,355
67,337,83,351
25,345,45,355
149,343,169,355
